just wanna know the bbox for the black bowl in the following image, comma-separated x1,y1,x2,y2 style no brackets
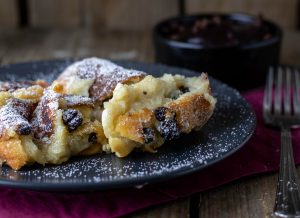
153,13,282,90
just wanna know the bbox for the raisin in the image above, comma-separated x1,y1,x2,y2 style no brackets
62,109,77,122
88,132,97,144
142,128,155,144
154,107,180,141
62,109,83,132
154,107,168,121
179,86,190,93
157,119,180,141
17,123,31,135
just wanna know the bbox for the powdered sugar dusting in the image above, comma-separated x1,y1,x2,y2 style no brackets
0,98,36,136
73,57,145,79
0,105,30,136
6,98,36,120
62,95,94,107
31,89,60,143
60,57,146,101
0,60,256,191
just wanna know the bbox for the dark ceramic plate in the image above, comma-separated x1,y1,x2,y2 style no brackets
0,59,256,191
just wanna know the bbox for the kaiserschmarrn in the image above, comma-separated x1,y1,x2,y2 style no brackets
0,57,216,170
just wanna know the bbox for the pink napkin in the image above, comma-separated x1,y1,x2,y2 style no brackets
1,88,300,218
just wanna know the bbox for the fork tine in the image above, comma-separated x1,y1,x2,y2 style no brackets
293,69,300,115
263,67,274,115
274,67,283,115
284,67,292,114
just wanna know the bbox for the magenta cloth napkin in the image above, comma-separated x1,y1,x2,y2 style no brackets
1,88,300,218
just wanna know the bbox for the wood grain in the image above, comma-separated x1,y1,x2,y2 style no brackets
26,0,178,29
186,0,298,30
0,29,154,64
127,197,190,218
0,0,18,29
28,0,81,27
199,167,300,218
2,0,297,31
65,30,300,68
80,0,178,30
199,173,276,218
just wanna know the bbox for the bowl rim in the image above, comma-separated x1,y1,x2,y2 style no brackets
153,12,282,50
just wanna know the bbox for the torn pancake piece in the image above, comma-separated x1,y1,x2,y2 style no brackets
31,84,107,165
0,81,48,169
0,80,107,170
0,58,216,170
102,73,216,157
57,57,146,101
0,98,45,170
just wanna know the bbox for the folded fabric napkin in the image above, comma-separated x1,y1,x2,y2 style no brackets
1,88,300,218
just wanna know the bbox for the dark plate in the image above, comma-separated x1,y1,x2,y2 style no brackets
0,59,256,191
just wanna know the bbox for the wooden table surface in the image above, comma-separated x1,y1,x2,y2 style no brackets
0,28,300,218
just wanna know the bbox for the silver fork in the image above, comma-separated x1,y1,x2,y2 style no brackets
263,67,300,217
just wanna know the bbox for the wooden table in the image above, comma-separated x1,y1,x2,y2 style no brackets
0,28,300,218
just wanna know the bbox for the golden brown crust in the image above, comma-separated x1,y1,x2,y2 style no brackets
115,109,155,144
57,58,146,102
168,94,214,133
31,90,60,141
90,74,145,102
0,59,216,170
12,85,45,103
0,137,30,170
6,98,37,120
110,94,214,145
102,73,216,156
0,82,106,169
0,81,48,170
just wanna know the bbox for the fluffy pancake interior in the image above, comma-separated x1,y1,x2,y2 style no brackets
102,73,215,157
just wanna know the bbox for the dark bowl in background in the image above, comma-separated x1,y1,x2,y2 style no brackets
153,13,282,90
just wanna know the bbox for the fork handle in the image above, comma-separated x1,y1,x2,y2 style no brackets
274,127,300,217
